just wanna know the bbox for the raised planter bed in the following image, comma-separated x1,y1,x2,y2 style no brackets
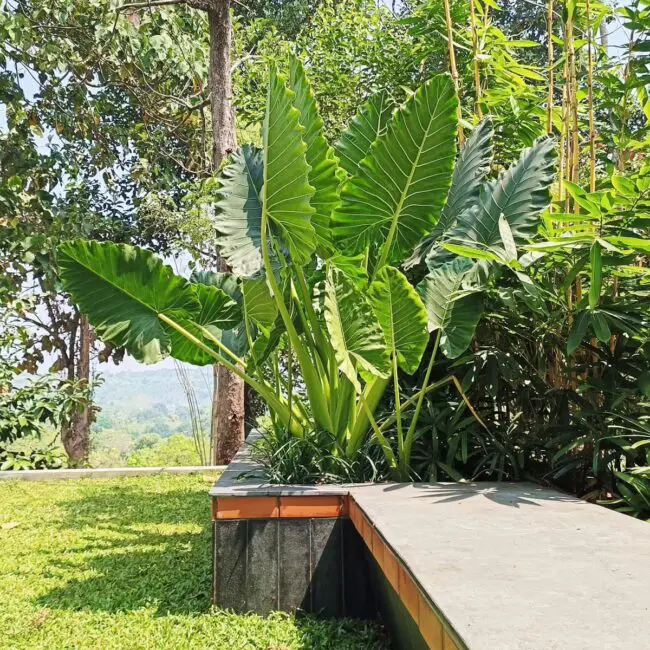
211,434,650,650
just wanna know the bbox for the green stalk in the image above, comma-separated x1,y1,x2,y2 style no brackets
392,353,404,458
260,219,333,433
196,324,247,368
401,330,441,472
378,375,453,435
360,394,398,477
158,313,303,434
347,375,390,455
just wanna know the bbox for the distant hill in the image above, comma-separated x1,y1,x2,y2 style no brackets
92,367,213,441
94,367,212,415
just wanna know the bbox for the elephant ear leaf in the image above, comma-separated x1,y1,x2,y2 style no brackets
407,118,494,271
368,266,428,374
324,267,390,392
57,240,199,364
262,66,316,266
332,75,458,269
214,145,264,277
450,135,556,250
288,56,340,257
335,89,394,177
417,257,484,359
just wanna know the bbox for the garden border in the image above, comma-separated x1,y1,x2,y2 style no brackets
0,465,227,481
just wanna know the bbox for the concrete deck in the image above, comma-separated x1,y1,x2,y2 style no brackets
350,482,650,650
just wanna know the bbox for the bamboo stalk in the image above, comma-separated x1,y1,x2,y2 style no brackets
469,0,482,118
546,0,555,133
586,0,596,191
443,0,465,145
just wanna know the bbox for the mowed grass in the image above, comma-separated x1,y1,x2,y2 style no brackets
0,473,388,650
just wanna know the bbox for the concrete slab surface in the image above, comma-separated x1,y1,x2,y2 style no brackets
350,482,650,650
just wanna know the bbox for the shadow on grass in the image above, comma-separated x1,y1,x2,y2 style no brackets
38,482,213,616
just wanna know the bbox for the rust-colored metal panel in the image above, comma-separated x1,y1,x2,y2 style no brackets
399,564,420,625
419,592,444,650
279,496,344,518
216,496,279,519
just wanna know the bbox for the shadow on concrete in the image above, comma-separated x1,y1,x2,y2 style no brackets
381,481,582,508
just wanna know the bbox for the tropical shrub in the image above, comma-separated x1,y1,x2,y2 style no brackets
56,56,555,481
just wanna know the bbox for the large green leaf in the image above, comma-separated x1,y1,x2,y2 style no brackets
324,267,390,391
57,240,198,364
368,266,428,374
262,66,315,266
335,90,394,177
407,118,494,271
417,258,484,358
448,135,556,251
439,118,494,234
187,272,247,363
242,277,278,332
288,56,340,256
332,75,458,268
214,145,264,277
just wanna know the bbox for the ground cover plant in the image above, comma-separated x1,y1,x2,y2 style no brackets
0,473,388,650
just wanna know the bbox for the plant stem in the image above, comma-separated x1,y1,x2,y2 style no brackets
401,330,441,475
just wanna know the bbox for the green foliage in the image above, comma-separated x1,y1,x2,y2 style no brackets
58,54,559,482
126,434,203,468
0,474,387,649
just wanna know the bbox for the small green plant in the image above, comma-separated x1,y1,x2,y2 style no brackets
56,56,555,481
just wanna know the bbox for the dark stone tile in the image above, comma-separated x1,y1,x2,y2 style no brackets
343,518,377,620
279,519,311,611
248,519,280,614
215,519,247,612
311,518,343,617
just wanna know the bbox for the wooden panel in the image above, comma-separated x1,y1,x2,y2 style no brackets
216,496,279,519
279,496,344,518
399,564,420,625
419,592,444,650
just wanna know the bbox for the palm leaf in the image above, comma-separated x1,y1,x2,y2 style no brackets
368,266,429,374
335,90,394,177
417,257,484,358
332,75,458,269
262,66,316,266
324,267,390,391
214,145,264,277
288,56,340,256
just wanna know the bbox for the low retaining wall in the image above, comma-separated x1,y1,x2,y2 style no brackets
0,465,226,481
209,432,463,650
212,432,650,650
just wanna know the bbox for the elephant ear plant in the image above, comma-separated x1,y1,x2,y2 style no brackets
56,56,556,481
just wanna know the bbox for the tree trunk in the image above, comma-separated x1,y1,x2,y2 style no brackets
61,314,92,466
208,0,245,464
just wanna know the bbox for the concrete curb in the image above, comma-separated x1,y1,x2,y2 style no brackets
0,465,227,481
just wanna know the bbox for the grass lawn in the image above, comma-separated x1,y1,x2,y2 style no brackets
0,473,388,649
